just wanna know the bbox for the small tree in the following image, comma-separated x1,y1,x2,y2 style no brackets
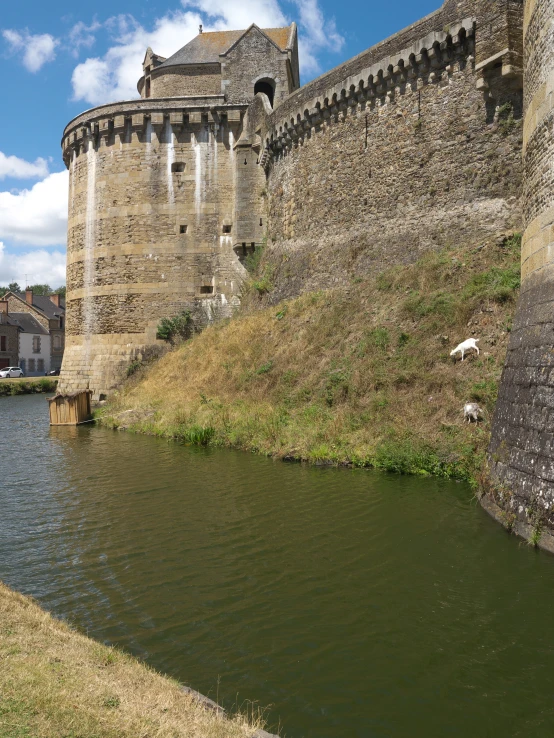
156,311,193,344
8,282,21,293
27,283,53,296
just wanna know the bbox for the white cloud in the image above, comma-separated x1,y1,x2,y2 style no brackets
68,20,102,57
181,0,287,31
292,0,344,75
0,171,68,247
72,11,204,105
0,151,49,181
3,29,59,72
71,0,343,105
0,242,66,289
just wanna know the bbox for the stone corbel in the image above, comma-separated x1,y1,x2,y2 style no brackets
428,46,442,69
150,112,164,143
170,112,184,133
415,53,429,75
85,122,98,148
475,72,489,93
501,51,522,80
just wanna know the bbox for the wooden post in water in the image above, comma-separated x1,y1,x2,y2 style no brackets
48,390,93,426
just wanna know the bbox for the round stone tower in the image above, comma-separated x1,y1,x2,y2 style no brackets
59,105,246,399
59,24,299,399
488,0,554,530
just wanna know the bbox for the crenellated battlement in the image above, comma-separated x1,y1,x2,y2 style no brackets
261,20,479,169
62,101,245,167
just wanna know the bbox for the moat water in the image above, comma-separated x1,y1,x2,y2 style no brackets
3,393,554,736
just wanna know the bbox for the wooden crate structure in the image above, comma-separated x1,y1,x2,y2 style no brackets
48,390,93,426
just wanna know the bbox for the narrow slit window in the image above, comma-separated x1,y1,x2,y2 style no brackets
222,224,232,234
172,162,186,173
180,224,188,234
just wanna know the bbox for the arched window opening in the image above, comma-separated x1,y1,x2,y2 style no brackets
254,79,275,108
145,77,151,98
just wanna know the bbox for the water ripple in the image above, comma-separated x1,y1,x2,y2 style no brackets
3,395,554,737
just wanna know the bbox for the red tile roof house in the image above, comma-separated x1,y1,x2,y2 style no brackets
1,289,65,373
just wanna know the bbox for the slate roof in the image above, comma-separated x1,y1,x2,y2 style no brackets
9,313,49,335
13,293,65,319
159,25,291,68
2,316,21,329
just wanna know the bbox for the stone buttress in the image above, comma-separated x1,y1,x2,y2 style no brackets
488,0,554,536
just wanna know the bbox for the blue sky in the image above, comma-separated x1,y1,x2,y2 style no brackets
0,0,439,288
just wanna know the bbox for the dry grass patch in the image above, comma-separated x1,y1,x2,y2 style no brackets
0,581,264,738
101,234,521,483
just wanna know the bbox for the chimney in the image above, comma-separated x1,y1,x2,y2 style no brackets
199,23,203,33
50,293,60,307
26,289,33,305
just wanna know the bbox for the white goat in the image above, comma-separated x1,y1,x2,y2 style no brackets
463,402,483,423
450,338,480,361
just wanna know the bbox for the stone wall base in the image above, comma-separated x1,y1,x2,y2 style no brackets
488,267,554,534
480,493,554,555
58,333,165,400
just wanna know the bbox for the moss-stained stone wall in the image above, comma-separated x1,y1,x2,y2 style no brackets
488,0,554,532
257,3,523,303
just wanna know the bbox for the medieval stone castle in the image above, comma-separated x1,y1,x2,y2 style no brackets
59,0,554,535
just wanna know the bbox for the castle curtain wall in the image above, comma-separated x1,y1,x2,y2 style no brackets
259,7,524,304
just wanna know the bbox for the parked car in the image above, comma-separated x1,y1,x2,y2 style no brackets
0,366,25,378
45,368,60,376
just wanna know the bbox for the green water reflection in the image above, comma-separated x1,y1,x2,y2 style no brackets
2,393,554,737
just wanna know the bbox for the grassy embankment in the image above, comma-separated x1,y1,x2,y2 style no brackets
100,234,521,484
0,377,57,397
0,581,264,738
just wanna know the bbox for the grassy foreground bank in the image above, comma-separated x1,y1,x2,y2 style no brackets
100,234,521,484
0,581,264,738
0,377,57,397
